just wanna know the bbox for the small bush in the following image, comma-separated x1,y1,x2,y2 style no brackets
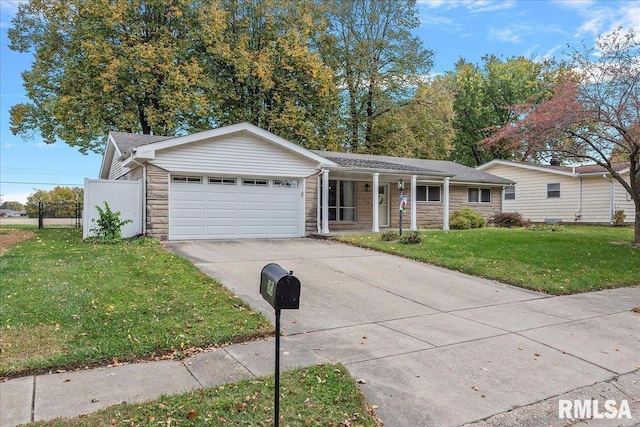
400,231,421,244
450,208,485,229
450,216,471,230
612,209,626,226
88,202,133,243
492,212,528,228
380,230,400,241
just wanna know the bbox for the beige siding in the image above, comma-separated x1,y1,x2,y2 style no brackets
482,164,636,223
107,151,125,179
150,133,319,177
483,164,580,222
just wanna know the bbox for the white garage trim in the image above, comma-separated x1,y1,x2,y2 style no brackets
169,175,304,240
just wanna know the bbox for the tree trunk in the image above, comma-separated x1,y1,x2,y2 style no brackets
634,194,640,247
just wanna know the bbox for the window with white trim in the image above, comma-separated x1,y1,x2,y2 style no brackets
468,188,491,203
416,185,441,202
209,177,236,185
321,180,356,221
172,175,202,183
547,183,560,198
504,186,515,200
242,178,268,187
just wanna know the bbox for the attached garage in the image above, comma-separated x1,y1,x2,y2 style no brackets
169,175,303,239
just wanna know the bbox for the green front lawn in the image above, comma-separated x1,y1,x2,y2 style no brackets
337,226,639,295
0,228,272,377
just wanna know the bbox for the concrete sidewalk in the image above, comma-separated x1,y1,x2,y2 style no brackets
2,238,639,426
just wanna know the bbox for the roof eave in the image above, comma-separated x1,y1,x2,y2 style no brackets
325,165,454,177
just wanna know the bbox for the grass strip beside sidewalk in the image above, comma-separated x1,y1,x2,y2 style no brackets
27,364,381,427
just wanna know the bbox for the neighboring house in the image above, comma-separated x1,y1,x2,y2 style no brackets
0,209,27,217
97,122,512,240
477,159,634,224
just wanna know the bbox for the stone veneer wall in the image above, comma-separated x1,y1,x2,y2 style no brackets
144,164,170,240
119,163,169,240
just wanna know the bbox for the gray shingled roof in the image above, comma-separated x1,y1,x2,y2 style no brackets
314,151,513,185
110,132,173,154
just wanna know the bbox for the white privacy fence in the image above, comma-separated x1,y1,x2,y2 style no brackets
83,179,143,239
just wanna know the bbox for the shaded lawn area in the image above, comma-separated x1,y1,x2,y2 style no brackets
28,364,381,427
337,226,639,295
0,228,273,377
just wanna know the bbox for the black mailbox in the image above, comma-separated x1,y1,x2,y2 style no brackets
260,263,300,310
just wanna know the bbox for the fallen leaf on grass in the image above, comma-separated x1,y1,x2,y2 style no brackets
186,410,198,420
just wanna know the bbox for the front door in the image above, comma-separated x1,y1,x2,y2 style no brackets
378,185,389,227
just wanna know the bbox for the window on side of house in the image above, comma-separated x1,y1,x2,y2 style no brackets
504,186,515,200
547,183,560,198
468,188,491,203
416,185,441,202
321,180,356,222
172,175,203,183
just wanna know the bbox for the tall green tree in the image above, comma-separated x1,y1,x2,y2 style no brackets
9,0,341,153
25,187,83,218
448,55,554,166
369,76,454,159
209,0,341,150
321,0,434,153
9,0,226,153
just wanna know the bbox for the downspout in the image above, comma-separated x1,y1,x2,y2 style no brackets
316,174,321,233
574,167,581,222
603,174,614,223
143,164,147,235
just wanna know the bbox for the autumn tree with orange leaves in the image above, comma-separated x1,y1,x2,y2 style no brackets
483,28,640,246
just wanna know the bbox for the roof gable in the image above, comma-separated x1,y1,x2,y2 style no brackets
123,123,336,168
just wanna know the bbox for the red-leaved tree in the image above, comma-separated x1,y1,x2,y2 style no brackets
482,28,640,246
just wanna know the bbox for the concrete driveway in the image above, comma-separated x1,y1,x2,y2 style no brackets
165,238,640,426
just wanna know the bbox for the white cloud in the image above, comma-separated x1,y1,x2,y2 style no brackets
416,0,515,13
0,190,32,204
0,0,24,28
489,26,523,43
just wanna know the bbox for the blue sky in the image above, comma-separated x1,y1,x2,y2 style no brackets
1,0,639,204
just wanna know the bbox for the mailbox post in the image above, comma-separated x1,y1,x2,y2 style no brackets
260,263,301,427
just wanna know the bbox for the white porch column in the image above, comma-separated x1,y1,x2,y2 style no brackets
410,175,417,230
372,173,380,232
443,177,450,231
321,169,330,234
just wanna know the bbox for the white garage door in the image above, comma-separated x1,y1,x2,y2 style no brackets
169,176,303,239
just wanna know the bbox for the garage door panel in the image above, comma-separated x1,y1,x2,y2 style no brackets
170,178,301,240
172,208,205,219
206,209,239,219
207,191,239,202
172,191,205,202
